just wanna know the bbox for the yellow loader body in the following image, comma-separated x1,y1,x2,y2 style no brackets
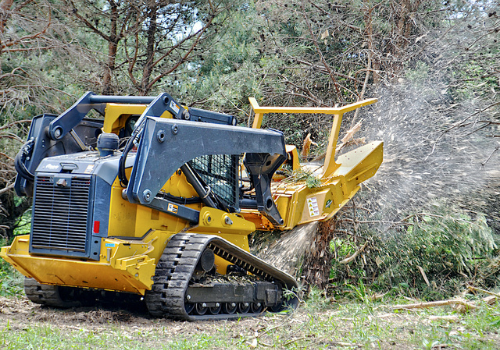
1,92,382,320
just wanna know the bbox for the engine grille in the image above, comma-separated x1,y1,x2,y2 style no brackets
31,176,91,255
189,154,239,209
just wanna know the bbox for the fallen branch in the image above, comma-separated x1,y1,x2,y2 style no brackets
284,337,307,346
369,292,388,301
482,295,498,306
339,242,369,264
467,285,500,299
329,341,359,347
392,299,477,312
467,286,500,305
417,266,430,286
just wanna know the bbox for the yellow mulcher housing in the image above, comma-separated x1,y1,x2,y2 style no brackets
1,92,382,320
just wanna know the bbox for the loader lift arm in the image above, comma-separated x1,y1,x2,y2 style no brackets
121,116,288,225
14,92,237,197
47,92,236,141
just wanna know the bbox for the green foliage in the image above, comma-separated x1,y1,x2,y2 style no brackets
281,168,322,189
305,176,321,189
375,208,496,297
345,280,374,312
328,204,499,300
405,61,430,84
0,241,23,297
12,208,31,237
303,285,330,311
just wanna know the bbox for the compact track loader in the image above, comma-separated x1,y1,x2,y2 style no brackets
1,92,383,320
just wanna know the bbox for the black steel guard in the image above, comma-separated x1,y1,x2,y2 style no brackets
47,91,236,141
47,92,180,141
125,117,287,225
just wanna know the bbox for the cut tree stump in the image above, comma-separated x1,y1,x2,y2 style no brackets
252,219,338,289
253,222,319,279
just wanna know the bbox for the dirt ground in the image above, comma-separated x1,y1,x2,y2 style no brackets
1,295,500,349
0,295,218,334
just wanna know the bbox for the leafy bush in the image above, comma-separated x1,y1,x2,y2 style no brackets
0,240,24,297
377,209,496,295
329,204,499,300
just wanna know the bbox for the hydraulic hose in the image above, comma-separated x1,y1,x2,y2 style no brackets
118,118,147,187
14,139,35,181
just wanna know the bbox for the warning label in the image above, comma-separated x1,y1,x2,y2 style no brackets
170,100,180,114
307,197,320,217
167,203,178,214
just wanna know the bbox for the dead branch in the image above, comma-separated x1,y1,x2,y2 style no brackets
327,341,358,347
417,266,430,286
13,0,34,12
428,315,459,322
1,8,51,50
370,291,388,301
300,3,342,102
339,242,369,264
0,182,15,195
336,121,363,153
467,285,500,299
481,144,500,167
0,134,24,143
281,75,325,106
0,152,14,161
0,119,31,132
435,101,500,140
482,295,498,306
145,14,216,92
283,337,308,346
293,58,363,84
301,133,317,158
392,299,477,312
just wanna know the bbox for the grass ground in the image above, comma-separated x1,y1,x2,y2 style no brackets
0,292,499,349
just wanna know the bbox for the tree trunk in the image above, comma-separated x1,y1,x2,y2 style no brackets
101,0,119,95
102,40,118,95
140,5,157,95
253,219,338,290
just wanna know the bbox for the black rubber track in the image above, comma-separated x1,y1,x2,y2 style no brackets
24,277,83,308
145,233,298,321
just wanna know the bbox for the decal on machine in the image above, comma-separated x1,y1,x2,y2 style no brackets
170,101,180,114
167,203,178,214
84,164,95,174
45,164,59,170
325,199,332,208
307,197,320,217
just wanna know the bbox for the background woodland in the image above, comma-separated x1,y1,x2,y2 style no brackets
1,0,500,297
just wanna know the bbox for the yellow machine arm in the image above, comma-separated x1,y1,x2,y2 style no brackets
242,98,383,230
